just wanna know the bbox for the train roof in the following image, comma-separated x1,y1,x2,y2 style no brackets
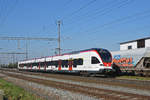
19,48,108,62
64,48,106,55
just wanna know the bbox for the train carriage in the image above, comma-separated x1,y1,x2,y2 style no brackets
111,47,150,76
18,48,113,75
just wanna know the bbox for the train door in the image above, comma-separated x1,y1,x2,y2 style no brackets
44,62,47,71
26,64,28,70
38,62,40,70
69,59,73,71
58,60,62,71
30,64,32,70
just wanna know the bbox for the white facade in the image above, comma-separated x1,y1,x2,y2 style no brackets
120,38,150,51
120,42,137,51
145,39,150,47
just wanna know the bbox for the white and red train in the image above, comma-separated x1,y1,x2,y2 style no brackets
18,48,113,75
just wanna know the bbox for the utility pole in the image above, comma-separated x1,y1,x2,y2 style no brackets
12,54,15,63
57,20,61,55
26,40,28,60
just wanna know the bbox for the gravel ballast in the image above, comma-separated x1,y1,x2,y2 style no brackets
0,73,100,100
5,71,150,96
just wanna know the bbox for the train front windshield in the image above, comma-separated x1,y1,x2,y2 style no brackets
97,49,112,63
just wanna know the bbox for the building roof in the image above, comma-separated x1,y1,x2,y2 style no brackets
120,37,150,45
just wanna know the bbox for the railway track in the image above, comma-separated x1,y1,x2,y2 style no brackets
1,71,150,100
0,69,150,100
2,69,150,90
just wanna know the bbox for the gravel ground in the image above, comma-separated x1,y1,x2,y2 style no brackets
0,73,100,100
6,71,150,97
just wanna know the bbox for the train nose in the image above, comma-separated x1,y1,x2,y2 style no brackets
103,62,112,67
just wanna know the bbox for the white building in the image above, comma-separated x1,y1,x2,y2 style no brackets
120,37,150,51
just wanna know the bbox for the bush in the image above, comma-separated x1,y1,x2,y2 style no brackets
0,78,41,100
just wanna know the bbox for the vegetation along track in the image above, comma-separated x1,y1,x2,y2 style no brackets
1,70,150,100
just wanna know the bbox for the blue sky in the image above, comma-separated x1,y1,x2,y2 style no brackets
0,0,150,63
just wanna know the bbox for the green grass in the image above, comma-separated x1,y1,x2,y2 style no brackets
0,78,41,100
116,76,150,81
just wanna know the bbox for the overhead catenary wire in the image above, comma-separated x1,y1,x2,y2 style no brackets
82,0,133,21
0,0,18,28
0,0,7,21
0,52,26,54
64,0,133,34
65,10,150,38
62,0,97,20
57,0,132,43
65,0,127,23
79,10,150,35
69,0,131,24
0,36,58,41
63,0,73,7
0,36,58,59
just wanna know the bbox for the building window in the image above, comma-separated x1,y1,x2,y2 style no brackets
128,46,132,50
137,39,145,48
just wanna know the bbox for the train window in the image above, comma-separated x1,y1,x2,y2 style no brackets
91,57,100,64
62,60,66,68
73,59,78,67
40,62,45,67
64,60,68,68
27,64,30,67
24,64,27,67
46,61,53,66
97,49,112,63
72,58,83,66
19,64,24,67
32,63,38,66
78,58,83,65
51,61,55,66
53,61,58,67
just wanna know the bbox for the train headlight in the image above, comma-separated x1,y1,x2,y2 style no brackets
100,64,104,66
